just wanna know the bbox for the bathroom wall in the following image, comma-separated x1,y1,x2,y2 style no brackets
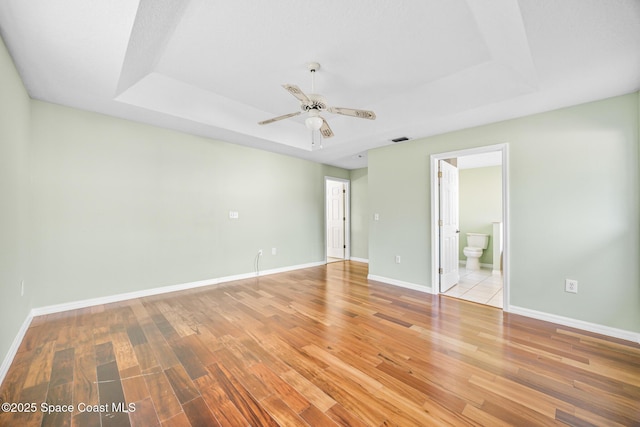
459,166,502,266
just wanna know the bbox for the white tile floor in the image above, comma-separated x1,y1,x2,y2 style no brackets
442,266,503,308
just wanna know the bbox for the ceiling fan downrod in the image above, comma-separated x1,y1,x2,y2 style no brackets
308,62,320,94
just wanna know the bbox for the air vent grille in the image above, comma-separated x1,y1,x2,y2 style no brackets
391,137,410,143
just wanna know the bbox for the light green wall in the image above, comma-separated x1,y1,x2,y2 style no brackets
369,93,640,333
368,141,431,283
27,101,348,307
459,166,502,265
0,37,31,364
349,168,369,260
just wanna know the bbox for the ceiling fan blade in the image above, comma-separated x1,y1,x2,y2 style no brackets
319,117,334,138
258,111,301,125
282,84,310,103
328,107,376,120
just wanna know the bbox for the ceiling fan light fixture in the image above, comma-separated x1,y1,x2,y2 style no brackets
305,111,323,130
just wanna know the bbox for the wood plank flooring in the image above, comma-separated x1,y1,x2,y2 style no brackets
1,261,639,426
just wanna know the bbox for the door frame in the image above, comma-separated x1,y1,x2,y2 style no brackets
324,176,350,262
429,143,510,311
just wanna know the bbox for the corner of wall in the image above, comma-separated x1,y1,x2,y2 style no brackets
0,33,33,387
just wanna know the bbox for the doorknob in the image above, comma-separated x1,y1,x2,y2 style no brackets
456,230,460,233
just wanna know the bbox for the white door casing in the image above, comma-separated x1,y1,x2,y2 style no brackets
327,180,345,259
439,160,460,292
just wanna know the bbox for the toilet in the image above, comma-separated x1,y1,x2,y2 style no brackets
463,233,489,271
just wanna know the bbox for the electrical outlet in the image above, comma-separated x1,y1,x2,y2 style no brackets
395,255,401,264
374,213,380,221
565,279,578,293
258,249,263,256
272,247,277,255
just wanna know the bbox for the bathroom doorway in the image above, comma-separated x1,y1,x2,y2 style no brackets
430,144,509,310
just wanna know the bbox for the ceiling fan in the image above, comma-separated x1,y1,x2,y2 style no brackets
258,62,376,140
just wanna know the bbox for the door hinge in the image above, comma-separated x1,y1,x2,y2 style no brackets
344,245,346,249
438,219,443,226
438,268,443,274
438,171,443,178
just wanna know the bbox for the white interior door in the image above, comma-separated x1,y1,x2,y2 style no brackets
326,180,345,259
439,160,460,292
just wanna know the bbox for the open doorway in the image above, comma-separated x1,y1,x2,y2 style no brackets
325,177,350,264
430,144,509,310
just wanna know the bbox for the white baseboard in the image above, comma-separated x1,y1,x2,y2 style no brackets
349,257,369,264
218,261,325,285
31,278,220,317
367,274,432,294
0,313,34,387
367,279,639,344
460,260,494,270
32,261,326,317
1,261,326,387
509,305,640,344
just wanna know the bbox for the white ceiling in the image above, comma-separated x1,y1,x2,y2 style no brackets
1,0,639,169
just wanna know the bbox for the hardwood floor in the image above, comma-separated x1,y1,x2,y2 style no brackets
1,261,639,426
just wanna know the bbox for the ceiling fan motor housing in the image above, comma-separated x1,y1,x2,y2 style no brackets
301,94,327,112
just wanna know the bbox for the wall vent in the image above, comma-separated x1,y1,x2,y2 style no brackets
391,136,410,143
